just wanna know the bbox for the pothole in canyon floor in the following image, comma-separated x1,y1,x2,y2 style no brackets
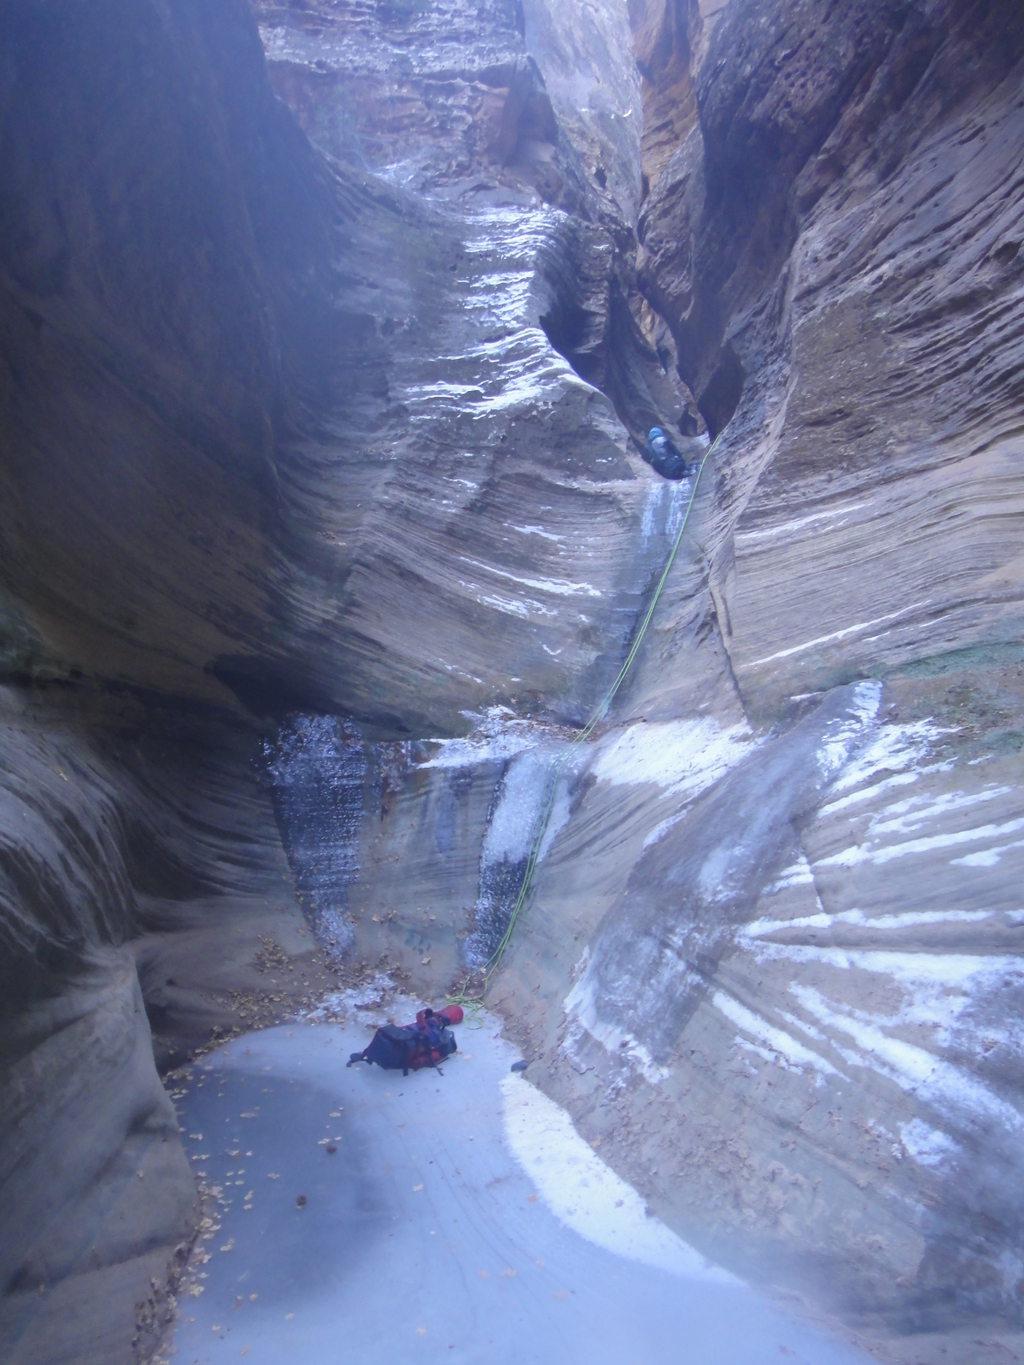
171,1004,871,1364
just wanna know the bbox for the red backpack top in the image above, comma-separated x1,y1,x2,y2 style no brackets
348,1005,462,1075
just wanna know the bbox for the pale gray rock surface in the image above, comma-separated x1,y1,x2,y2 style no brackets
1,0,1022,1362
166,1011,872,1365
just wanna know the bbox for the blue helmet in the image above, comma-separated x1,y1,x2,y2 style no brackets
648,427,663,440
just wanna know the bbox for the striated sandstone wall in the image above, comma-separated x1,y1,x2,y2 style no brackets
264,1,1024,1357
1,0,1023,1361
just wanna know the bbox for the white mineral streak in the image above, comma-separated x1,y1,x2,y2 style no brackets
458,555,603,597
748,601,932,667
712,991,841,1081
721,705,1024,1143
817,815,1024,868
510,523,565,542
742,907,999,937
735,501,873,542
501,1076,735,1282
789,983,1024,1133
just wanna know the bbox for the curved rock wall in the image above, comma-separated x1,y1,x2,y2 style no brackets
1,0,1022,1361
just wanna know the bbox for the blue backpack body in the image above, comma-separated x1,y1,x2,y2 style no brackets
350,1019,457,1076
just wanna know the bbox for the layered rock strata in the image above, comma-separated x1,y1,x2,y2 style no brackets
1,0,1022,1362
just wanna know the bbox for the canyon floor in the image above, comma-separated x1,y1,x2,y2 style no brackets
169,1005,872,1365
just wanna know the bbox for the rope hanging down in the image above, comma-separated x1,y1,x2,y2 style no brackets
450,431,722,1012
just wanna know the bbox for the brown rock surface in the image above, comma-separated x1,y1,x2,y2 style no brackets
1,0,1023,1361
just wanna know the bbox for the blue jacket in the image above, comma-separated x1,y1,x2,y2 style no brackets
643,427,694,480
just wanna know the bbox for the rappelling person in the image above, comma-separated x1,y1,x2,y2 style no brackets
642,426,699,480
347,1004,464,1077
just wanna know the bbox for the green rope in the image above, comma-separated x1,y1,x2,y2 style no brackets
449,433,721,1011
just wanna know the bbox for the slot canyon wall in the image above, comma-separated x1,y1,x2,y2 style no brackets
0,0,1022,1363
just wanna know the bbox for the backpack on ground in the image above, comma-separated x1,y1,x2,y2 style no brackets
347,1005,463,1077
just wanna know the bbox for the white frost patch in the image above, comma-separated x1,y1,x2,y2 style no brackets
753,943,1023,1050
403,380,485,403
816,681,882,779
899,1118,960,1169
502,1076,734,1282
563,968,668,1084
590,718,753,799
482,747,569,867
952,837,1024,867
790,984,1024,1132
462,583,558,619
418,714,540,770
822,718,953,807
755,945,1019,989
712,992,840,1080
742,910,831,938
304,974,395,1021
